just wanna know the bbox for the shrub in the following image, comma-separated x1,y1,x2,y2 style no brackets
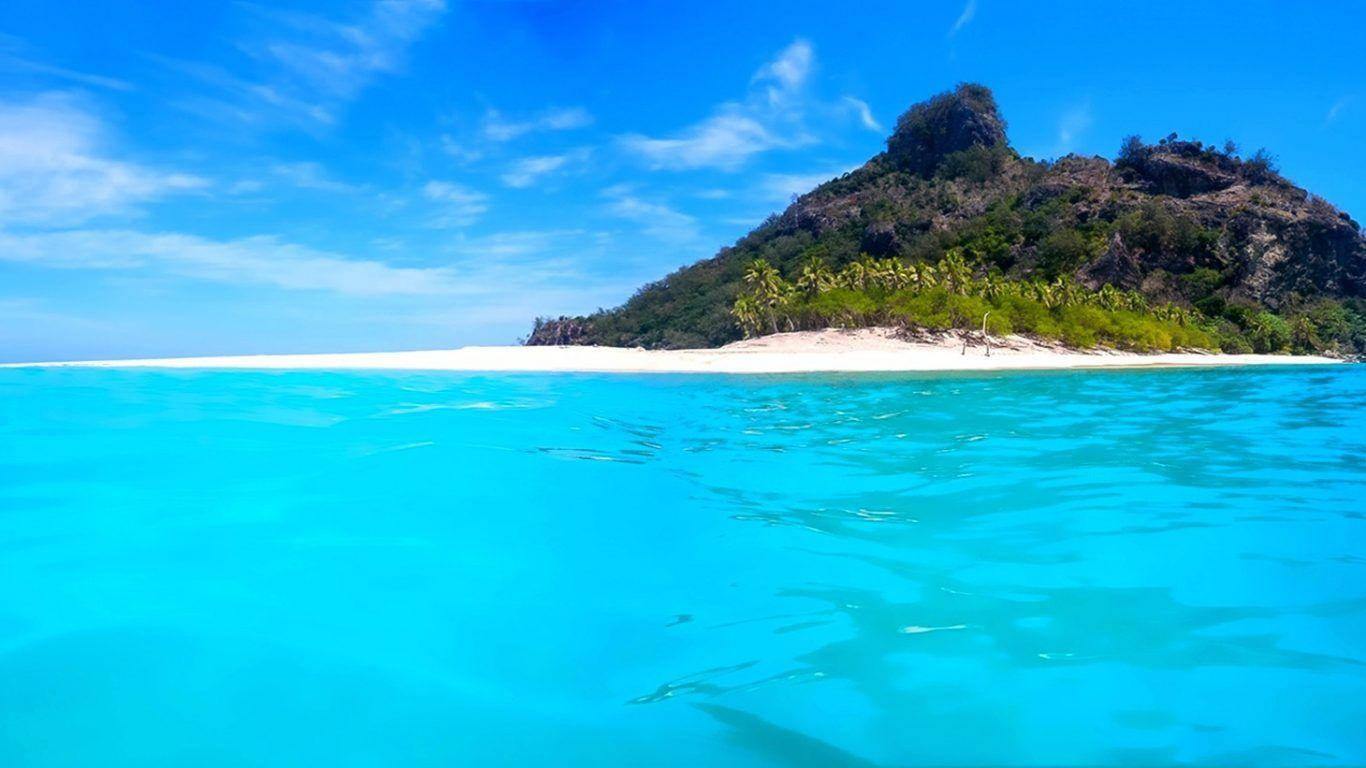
1037,229,1094,277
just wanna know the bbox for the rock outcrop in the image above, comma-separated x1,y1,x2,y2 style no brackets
884,83,1008,176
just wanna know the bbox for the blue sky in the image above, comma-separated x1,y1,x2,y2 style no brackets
1,0,1362,361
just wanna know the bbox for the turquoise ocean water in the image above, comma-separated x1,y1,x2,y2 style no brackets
2,365,1365,766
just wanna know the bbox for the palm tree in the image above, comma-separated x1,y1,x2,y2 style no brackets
1037,281,1063,310
1097,283,1124,312
838,259,870,291
731,294,761,337
795,256,835,296
1122,290,1149,313
908,261,937,292
981,272,1007,301
1050,276,1082,308
876,258,913,291
937,251,972,295
743,259,791,334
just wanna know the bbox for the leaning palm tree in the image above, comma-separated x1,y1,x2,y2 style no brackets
742,259,792,334
743,259,783,299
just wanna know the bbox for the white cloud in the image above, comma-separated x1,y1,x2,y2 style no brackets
841,96,883,132
269,161,362,193
621,113,779,171
603,189,701,244
0,93,206,226
0,227,638,327
619,39,819,171
0,228,463,296
482,106,593,142
751,39,813,106
174,0,446,127
500,148,590,188
422,180,489,227
949,0,978,36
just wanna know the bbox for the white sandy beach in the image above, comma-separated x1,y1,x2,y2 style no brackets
6,328,1342,373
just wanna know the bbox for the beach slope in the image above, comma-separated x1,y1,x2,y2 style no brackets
5,329,1342,373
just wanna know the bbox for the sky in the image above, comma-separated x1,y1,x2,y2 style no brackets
1,0,1363,361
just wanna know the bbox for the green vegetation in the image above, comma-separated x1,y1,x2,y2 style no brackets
731,253,1366,355
527,83,1365,357
732,254,1216,352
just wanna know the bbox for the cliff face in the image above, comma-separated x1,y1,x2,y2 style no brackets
527,84,1365,349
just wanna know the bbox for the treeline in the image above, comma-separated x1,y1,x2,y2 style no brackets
732,253,1360,355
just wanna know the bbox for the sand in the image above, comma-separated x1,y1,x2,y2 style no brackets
5,328,1342,373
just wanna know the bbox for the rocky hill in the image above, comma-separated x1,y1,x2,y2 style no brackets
527,84,1366,354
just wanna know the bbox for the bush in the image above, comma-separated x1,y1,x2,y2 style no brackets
937,144,1012,182
1249,312,1291,353
1037,229,1094,277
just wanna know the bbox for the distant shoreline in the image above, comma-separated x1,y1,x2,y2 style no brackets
4,329,1343,373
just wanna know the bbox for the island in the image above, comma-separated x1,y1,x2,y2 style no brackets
527,84,1365,361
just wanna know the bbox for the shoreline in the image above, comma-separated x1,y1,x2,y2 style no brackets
2,329,1343,373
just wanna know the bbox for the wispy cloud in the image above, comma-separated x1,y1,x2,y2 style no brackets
841,96,882,132
948,0,978,37
0,34,133,91
500,148,591,188
482,106,593,142
0,228,463,296
1325,96,1355,125
750,38,813,107
621,114,779,171
0,227,633,323
174,0,446,127
603,188,701,244
269,161,363,193
422,180,489,227
620,39,817,171
0,93,205,226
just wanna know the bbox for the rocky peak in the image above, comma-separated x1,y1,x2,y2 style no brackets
885,83,1008,176
1117,135,1286,197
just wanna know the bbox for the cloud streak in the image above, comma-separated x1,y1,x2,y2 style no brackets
482,107,593,142
619,39,817,171
0,93,206,226
175,0,447,127
603,188,701,244
0,228,464,296
422,180,489,227
949,0,978,36
1325,96,1354,124
0,34,133,91
500,148,590,188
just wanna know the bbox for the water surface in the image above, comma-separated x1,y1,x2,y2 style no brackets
2,365,1364,766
